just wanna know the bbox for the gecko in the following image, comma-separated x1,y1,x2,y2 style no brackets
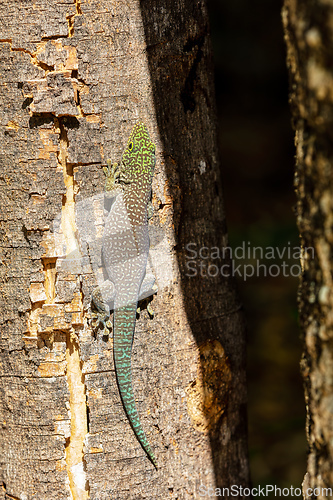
91,121,157,468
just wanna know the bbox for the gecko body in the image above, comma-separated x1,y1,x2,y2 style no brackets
92,122,157,467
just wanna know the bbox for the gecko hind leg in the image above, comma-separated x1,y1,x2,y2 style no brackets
137,274,157,319
91,280,115,336
139,273,157,301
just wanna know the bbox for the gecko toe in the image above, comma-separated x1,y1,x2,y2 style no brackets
147,302,154,318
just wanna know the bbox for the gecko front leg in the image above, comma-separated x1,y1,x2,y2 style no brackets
104,159,121,191
147,201,153,220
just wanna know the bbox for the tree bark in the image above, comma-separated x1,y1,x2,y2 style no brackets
282,1,333,498
0,1,249,498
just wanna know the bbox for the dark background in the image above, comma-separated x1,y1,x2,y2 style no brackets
207,0,306,489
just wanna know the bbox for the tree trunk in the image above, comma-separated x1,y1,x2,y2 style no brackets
282,1,333,498
0,1,249,498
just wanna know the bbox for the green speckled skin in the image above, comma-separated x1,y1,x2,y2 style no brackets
94,122,157,467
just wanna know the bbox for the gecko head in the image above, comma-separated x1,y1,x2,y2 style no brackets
120,122,156,183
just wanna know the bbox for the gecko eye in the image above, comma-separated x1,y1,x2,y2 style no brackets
128,142,133,151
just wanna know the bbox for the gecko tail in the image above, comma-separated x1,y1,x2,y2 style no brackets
113,304,157,469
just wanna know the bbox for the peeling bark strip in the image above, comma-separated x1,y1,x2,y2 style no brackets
282,1,333,498
0,1,249,498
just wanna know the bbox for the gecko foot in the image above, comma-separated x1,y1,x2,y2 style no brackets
136,296,155,319
103,159,121,191
91,311,113,337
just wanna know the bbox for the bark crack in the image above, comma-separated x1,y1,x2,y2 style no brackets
0,39,57,74
67,0,82,37
75,0,82,15
0,482,21,500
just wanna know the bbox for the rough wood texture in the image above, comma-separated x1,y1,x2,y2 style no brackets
0,1,249,498
283,1,333,498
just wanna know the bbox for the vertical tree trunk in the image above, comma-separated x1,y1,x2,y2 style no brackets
283,1,333,498
0,1,249,498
